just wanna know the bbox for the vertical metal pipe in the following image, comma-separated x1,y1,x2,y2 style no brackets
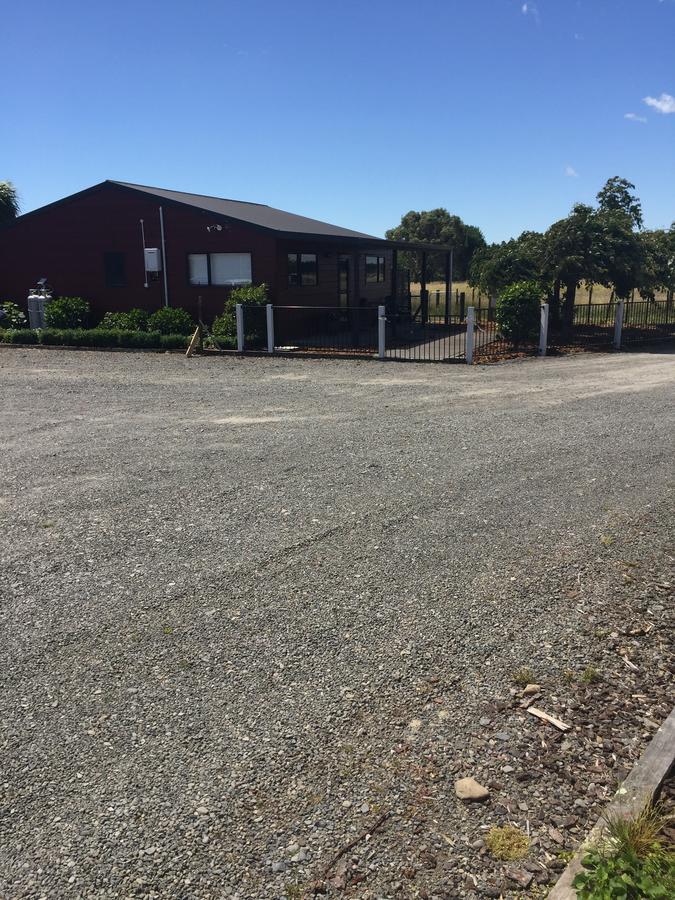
159,206,169,307
140,219,148,288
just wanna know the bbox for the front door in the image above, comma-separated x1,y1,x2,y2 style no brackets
338,255,350,308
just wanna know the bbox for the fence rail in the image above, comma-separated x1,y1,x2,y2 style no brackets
230,299,675,364
621,299,675,346
386,314,467,362
272,305,379,355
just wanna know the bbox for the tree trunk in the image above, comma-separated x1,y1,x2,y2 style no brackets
549,279,561,327
562,281,576,330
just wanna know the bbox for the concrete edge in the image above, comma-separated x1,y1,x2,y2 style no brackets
0,343,186,355
547,706,675,899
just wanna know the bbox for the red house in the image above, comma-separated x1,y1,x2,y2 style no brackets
0,181,450,324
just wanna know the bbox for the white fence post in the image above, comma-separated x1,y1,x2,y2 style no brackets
235,303,244,352
378,305,386,359
539,302,549,356
466,306,475,364
613,299,625,350
266,303,275,353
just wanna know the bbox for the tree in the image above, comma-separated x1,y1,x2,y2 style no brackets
544,204,603,325
469,231,546,296
596,176,643,230
0,181,19,225
385,208,486,281
637,227,675,300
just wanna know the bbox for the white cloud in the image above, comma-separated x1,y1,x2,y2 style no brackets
565,165,579,178
644,92,675,114
625,112,647,123
521,2,541,22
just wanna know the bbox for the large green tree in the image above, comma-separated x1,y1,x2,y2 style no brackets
0,181,19,225
638,226,675,299
469,230,546,296
596,176,643,229
386,208,486,281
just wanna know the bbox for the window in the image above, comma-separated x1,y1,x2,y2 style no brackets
365,255,385,284
187,252,252,286
188,254,209,285
287,252,318,287
104,252,126,287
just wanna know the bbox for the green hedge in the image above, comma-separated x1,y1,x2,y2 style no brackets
0,328,189,350
3,328,39,343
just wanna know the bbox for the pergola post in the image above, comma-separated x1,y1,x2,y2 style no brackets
390,248,398,313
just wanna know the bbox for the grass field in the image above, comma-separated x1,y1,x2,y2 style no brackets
410,281,669,310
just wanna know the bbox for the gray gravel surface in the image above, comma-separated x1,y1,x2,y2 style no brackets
1,346,673,899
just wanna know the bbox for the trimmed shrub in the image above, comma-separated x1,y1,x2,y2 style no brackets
496,281,542,345
45,296,90,329
39,329,73,345
2,328,39,344
159,333,190,350
100,308,149,331
147,307,194,335
1,300,27,328
75,329,121,347
116,330,161,348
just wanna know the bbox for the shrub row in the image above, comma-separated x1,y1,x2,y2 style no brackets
0,328,189,350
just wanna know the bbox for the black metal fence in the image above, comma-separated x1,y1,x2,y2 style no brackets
621,299,675,346
233,298,674,362
472,308,538,361
272,306,379,355
242,303,268,351
385,314,467,362
548,302,616,352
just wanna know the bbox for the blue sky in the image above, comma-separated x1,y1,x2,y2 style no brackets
4,0,674,242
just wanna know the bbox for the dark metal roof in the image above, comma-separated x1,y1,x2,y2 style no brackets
111,181,380,240
4,180,452,252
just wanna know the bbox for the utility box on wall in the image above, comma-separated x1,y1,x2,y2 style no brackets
144,248,162,272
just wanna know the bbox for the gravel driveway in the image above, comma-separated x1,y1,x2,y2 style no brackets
1,347,673,899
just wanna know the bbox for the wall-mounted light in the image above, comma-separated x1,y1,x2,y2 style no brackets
206,224,223,232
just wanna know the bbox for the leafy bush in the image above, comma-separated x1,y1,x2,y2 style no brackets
2,328,38,344
574,803,675,899
212,283,268,340
1,300,27,328
45,296,90,329
100,308,149,331
496,280,542,345
147,307,194,335
228,283,268,305
159,333,190,350
574,847,675,899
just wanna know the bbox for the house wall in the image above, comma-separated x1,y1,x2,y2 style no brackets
275,240,393,308
0,183,395,326
0,184,278,324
